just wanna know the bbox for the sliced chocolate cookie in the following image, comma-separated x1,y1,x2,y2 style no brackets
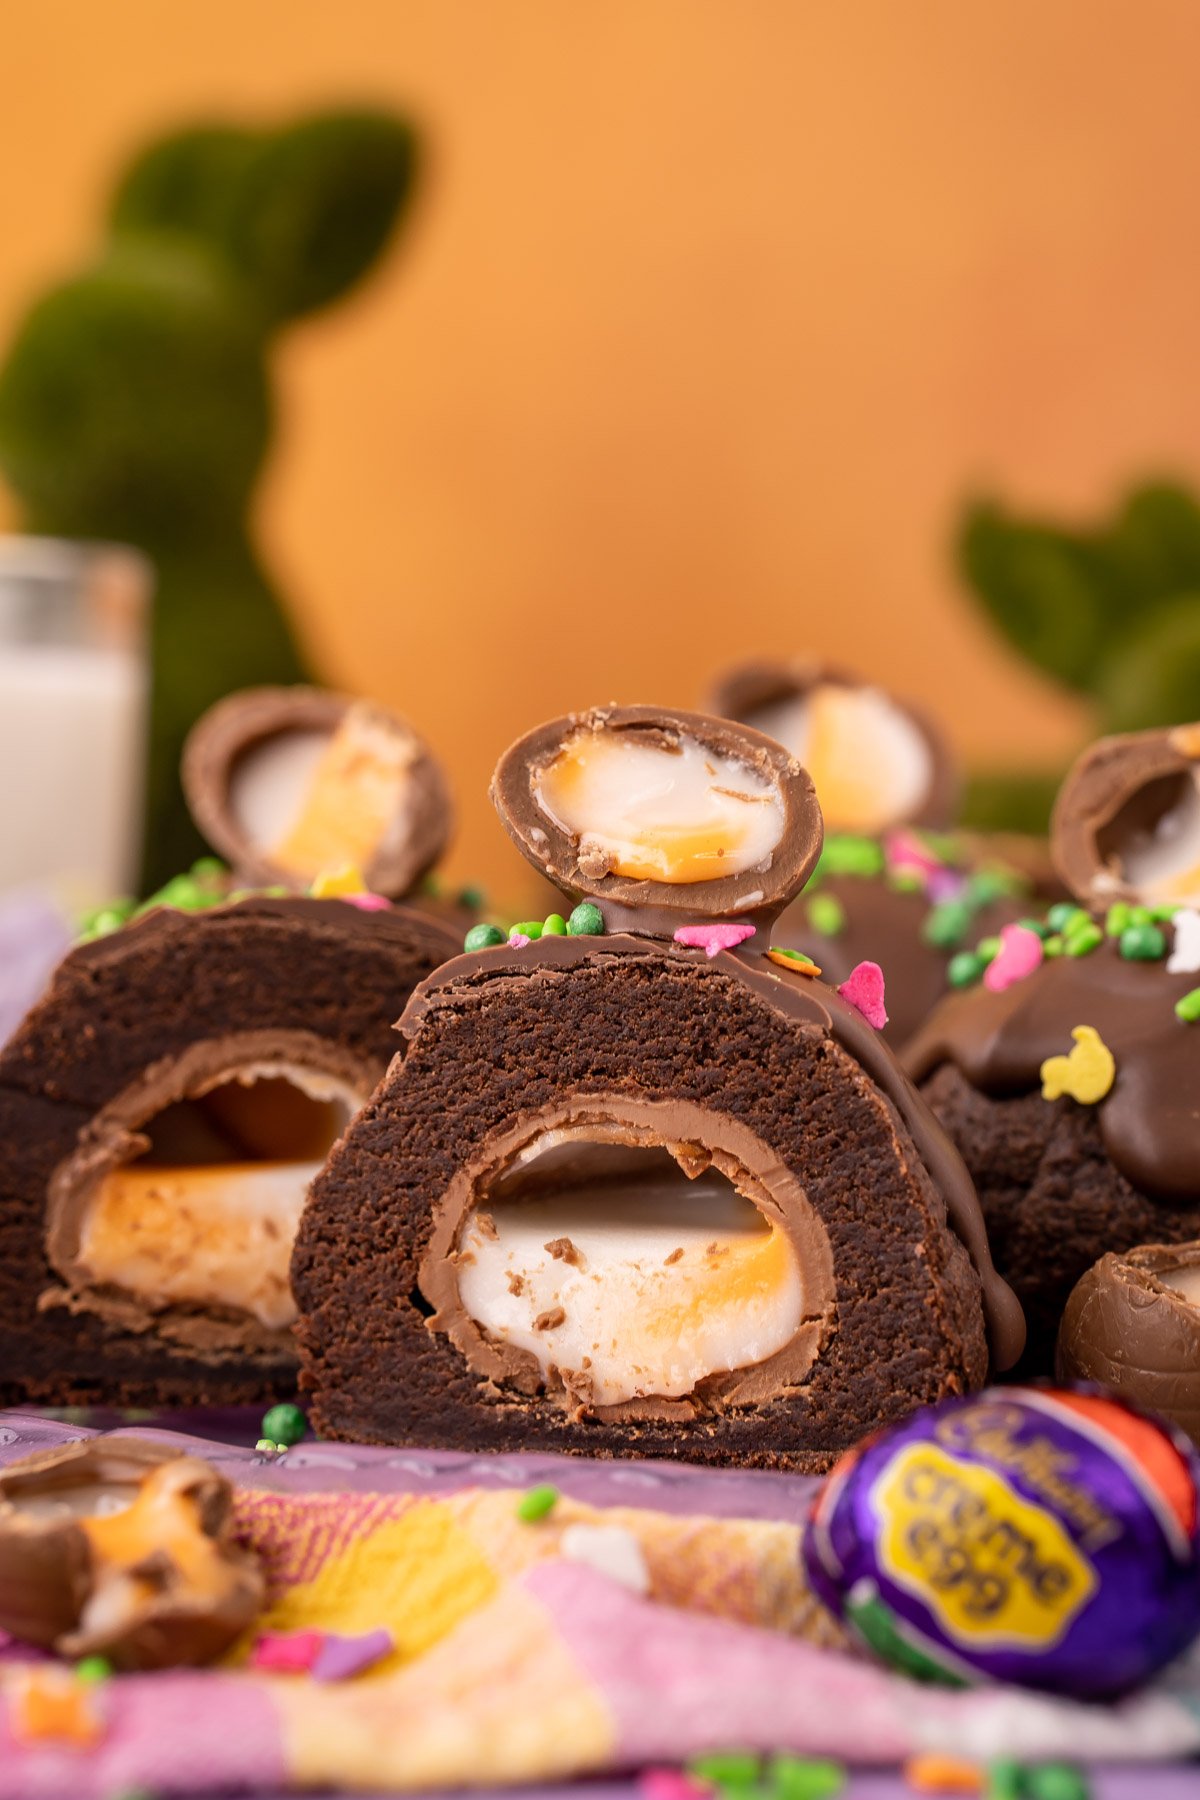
294,705,1021,1469
0,896,459,1407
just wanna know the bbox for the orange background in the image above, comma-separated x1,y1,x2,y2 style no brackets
3,2,1198,897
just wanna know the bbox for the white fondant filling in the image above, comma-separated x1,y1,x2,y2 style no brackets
8,1486,136,1521
750,685,932,834
1160,1264,1200,1308
231,729,331,851
535,732,784,884
456,1145,804,1406
1117,771,1200,908
75,1062,362,1329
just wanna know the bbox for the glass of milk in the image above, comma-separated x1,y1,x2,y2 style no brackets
0,536,152,909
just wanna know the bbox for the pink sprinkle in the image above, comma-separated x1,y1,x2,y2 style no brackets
312,1627,394,1682
984,922,1044,993
884,828,944,880
926,869,968,903
837,960,888,1030
508,931,531,948
249,1629,323,1674
340,892,392,912
639,1772,711,1800
673,922,756,958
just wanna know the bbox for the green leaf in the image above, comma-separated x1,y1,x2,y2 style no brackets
1103,480,1200,607
1094,594,1200,733
957,500,1112,691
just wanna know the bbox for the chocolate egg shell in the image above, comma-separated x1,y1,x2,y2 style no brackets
708,658,959,834
1052,721,1200,909
1058,1244,1200,1445
183,685,452,898
490,704,822,935
803,1385,1200,1699
0,1436,263,1669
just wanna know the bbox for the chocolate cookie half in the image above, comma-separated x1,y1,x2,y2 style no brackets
907,723,1200,1372
0,895,459,1407
294,706,1021,1469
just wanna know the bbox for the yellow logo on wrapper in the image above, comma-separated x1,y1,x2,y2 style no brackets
874,1443,1098,1649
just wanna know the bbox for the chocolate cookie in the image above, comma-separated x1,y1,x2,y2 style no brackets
294,705,1022,1469
0,896,459,1407
708,659,1033,1048
907,723,1200,1371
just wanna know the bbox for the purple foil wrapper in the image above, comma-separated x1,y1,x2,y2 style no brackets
803,1384,1200,1699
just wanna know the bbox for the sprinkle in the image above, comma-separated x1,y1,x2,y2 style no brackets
249,1629,323,1673
508,932,532,948
255,1437,283,1456
261,1402,307,1448
11,1669,105,1747
965,868,1021,906
542,913,568,936
984,1763,1025,1800
983,923,1044,993
567,902,605,936
817,834,886,878
1167,909,1200,974
1064,922,1103,957
674,922,756,958
310,864,368,898
806,893,845,936
903,1754,983,1793
456,884,486,911
560,1521,650,1594
1017,916,1053,940
1119,922,1166,961
311,1627,394,1682
1043,934,1065,958
947,951,984,989
767,947,821,977
639,1770,711,1800
837,961,888,1030
464,922,506,951
73,1655,113,1686
975,935,1001,962
1048,902,1084,933
340,892,392,912
1105,901,1133,937
1040,1025,1115,1106
512,919,544,939
884,828,944,880
1024,1767,1091,1800
516,1484,559,1522
1175,987,1200,1023
887,870,924,894
688,1752,761,1789
767,1754,846,1799
926,869,969,903
922,899,973,950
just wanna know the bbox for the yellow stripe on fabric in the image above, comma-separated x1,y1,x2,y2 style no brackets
252,1496,500,1666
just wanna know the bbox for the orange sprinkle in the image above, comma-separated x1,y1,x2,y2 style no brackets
11,1671,105,1748
766,947,822,977
902,1755,984,1794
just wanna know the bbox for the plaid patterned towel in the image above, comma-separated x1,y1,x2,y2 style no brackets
1,1412,1198,1796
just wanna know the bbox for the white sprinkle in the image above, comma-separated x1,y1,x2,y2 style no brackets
1168,908,1200,975
560,1522,650,1595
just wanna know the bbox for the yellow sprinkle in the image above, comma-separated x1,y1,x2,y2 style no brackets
1040,1024,1116,1105
766,947,822,978
310,864,368,899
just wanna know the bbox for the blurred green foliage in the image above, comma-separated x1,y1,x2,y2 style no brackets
957,480,1200,830
0,108,419,887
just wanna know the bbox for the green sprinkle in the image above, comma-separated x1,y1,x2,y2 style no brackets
1153,903,1182,922
1043,934,1065,957
1047,902,1082,933
1105,901,1133,937
190,856,226,877
74,1655,112,1685
255,1438,279,1455
814,834,885,878
261,1402,307,1447
922,900,974,949
1024,1765,1090,1800
688,1752,762,1789
806,893,845,937
966,869,1019,907
985,1760,1027,1800
1016,916,1053,940
542,913,568,936
947,951,985,988
512,920,544,940
79,905,132,941
1065,923,1103,957
886,870,924,894
766,1754,845,1800
567,902,605,936
771,946,817,965
515,1484,559,1522
464,922,506,952
976,935,1002,963
1175,987,1200,1023
1119,923,1166,961
1128,904,1154,928
456,885,486,912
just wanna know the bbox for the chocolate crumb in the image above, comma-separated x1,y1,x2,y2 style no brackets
545,1236,583,1267
534,1307,566,1331
664,1247,685,1265
475,1212,499,1241
505,1271,525,1297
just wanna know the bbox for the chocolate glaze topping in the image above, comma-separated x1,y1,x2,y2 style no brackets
905,924,1199,1204
401,932,1025,1370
